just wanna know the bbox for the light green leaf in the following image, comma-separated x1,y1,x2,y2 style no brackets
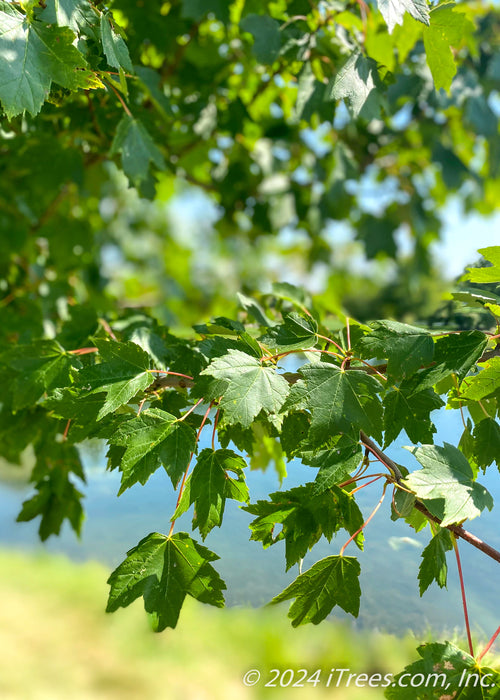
173,448,249,538
269,555,361,626
461,357,500,401
100,14,133,73
299,362,383,443
378,0,429,34
0,2,102,118
404,443,493,526
423,4,475,92
110,116,166,184
106,532,226,631
418,528,453,595
325,51,383,120
201,349,290,427
465,246,500,284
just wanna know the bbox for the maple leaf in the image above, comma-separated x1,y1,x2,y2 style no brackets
106,532,226,631
404,443,493,526
201,349,290,428
269,555,361,626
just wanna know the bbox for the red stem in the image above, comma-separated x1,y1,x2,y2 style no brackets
476,623,500,664
212,409,220,451
340,483,387,556
453,538,474,657
349,474,383,495
168,402,212,537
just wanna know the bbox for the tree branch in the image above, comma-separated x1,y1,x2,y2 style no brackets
146,363,500,566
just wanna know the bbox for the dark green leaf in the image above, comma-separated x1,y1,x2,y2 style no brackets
260,312,318,351
106,532,226,631
299,362,383,443
100,13,133,73
418,528,453,596
1,340,72,411
357,320,434,381
269,556,361,625
472,417,500,470
173,449,249,538
110,116,166,185
240,14,281,64
383,387,444,447
243,483,363,569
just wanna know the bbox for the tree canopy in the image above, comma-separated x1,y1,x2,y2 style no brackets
1,0,500,696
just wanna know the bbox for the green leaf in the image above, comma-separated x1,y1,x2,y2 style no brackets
44,388,106,442
110,116,166,185
405,331,488,394
377,0,429,33
260,312,318,351
300,435,362,494
243,484,364,569
356,320,434,381
461,357,500,401
385,641,500,699
105,408,196,493
17,442,85,541
423,4,475,92
77,339,154,419
269,555,361,626
0,3,102,118
100,14,133,73
465,246,500,284
325,51,383,120
383,387,444,447
404,443,493,526
280,412,310,456
181,0,230,23
106,532,226,631
1,340,73,411
41,0,96,35
418,528,453,596
472,417,500,470
201,349,290,427
299,362,383,443
173,448,249,539
240,14,281,64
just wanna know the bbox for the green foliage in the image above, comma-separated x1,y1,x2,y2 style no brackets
106,532,225,631
385,642,500,699
269,555,362,626
404,443,493,527
1,0,500,689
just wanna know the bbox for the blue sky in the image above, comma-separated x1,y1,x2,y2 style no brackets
433,201,500,278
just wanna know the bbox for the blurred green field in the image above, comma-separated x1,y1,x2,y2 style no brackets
0,548,482,700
